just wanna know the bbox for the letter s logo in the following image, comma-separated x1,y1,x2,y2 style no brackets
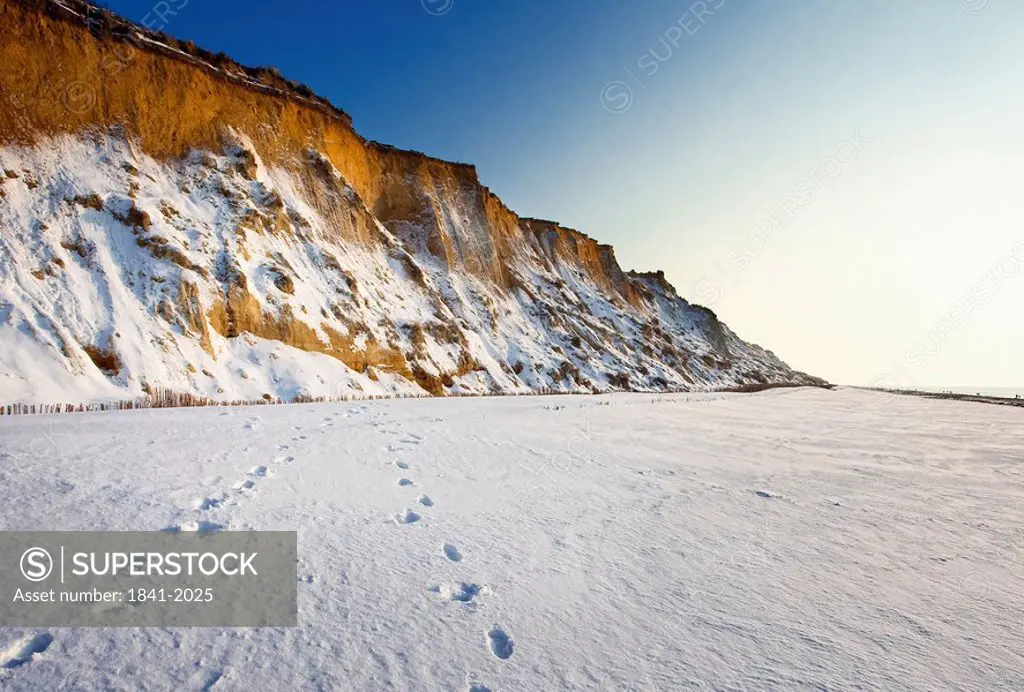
21,547,53,582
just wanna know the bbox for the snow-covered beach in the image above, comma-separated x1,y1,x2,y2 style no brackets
1,387,1022,690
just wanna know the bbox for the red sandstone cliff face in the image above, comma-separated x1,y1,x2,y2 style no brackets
0,0,822,403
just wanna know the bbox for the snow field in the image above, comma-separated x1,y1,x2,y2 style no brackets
0,387,1022,689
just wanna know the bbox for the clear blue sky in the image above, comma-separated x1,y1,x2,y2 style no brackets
103,0,1024,388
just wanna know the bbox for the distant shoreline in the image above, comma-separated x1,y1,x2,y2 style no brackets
862,388,1024,408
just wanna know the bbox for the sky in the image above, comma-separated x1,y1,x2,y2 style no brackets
103,0,1024,388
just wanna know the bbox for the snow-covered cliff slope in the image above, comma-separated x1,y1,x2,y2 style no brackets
0,0,822,405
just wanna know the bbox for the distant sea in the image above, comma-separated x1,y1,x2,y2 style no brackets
914,386,1024,399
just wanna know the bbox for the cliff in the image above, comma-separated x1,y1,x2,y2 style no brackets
0,0,822,404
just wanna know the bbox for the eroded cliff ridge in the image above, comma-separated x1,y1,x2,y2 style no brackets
0,0,822,403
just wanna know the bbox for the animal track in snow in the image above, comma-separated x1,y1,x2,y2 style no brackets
1,632,54,669
395,461,410,470
398,478,415,487
418,495,434,507
250,465,268,477
487,628,514,659
234,478,256,491
442,542,462,562
395,510,422,525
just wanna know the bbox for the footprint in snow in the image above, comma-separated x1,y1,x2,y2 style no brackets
449,583,485,603
163,520,226,534
250,466,268,477
487,628,514,660
193,520,228,533
429,582,485,603
469,686,493,692
442,542,462,562
398,478,415,487
195,494,227,511
396,461,410,470
395,510,422,525
199,670,224,691
234,479,256,491
418,495,434,507
1,632,54,669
